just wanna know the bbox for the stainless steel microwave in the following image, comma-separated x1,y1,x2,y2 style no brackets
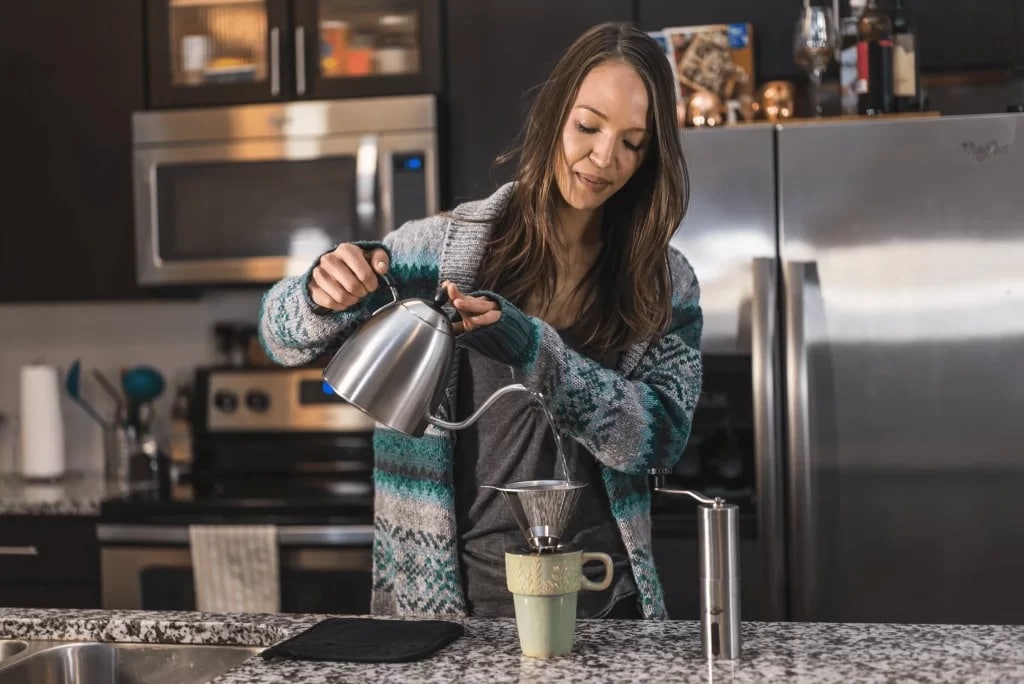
132,95,438,285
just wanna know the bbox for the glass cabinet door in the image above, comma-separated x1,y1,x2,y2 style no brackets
293,0,440,99
147,0,289,108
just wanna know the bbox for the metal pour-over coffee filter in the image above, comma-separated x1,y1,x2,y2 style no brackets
483,480,586,552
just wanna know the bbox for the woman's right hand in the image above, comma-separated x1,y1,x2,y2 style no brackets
309,243,390,312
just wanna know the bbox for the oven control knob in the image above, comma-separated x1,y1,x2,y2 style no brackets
213,389,239,413
245,389,271,412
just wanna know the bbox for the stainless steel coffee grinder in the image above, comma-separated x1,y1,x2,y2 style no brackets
654,477,741,661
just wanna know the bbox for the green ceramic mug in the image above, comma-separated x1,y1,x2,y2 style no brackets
505,543,614,659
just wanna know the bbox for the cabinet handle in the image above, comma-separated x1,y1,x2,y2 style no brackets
294,26,306,95
0,545,39,556
270,27,280,96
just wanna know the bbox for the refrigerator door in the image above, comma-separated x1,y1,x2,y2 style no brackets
668,125,786,620
778,113,1024,623
672,125,778,355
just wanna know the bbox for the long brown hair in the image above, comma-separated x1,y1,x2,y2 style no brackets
476,22,689,352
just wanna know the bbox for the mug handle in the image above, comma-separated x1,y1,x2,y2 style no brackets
579,551,614,592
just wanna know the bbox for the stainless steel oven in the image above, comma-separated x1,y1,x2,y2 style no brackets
98,367,379,613
132,95,438,285
98,524,373,613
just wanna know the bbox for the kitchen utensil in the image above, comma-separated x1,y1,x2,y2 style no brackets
653,487,741,660
65,360,109,428
93,369,125,424
482,480,586,552
121,365,165,431
322,274,534,436
121,366,165,403
102,423,132,486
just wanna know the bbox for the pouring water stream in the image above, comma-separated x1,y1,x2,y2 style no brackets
529,392,570,483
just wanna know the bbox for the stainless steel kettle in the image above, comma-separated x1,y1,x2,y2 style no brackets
322,273,529,436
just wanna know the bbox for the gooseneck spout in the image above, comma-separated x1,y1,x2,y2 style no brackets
427,383,530,431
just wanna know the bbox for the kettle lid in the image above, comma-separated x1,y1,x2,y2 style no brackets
398,295,451,332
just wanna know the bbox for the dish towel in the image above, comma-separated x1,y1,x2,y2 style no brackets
188,524,280,613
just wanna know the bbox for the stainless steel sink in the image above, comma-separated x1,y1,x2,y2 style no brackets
0,641,262,684
0,641,27,661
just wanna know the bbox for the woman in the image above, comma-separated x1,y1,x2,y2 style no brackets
259,22,702,620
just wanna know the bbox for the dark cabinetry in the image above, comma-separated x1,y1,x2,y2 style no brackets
146,0,441,109
443,0,633,206
902,0,1021,71
0,1,147,302
0,516,100,609
1013,0,1024,69
637,0,1024,83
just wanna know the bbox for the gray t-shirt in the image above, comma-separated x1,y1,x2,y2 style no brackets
454,330,638,618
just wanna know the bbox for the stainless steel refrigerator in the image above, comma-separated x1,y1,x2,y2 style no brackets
671,112,1024,624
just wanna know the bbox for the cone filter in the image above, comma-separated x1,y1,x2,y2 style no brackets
488,480,586,551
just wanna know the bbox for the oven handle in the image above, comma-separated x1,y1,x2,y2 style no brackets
96,524,373,547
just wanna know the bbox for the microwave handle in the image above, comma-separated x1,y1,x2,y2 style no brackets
270,27,280,96
294,26,307,95
356,136,379,239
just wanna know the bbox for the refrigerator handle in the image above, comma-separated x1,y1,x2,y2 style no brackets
294,26,307,95
269,27,280,96
751,257,786,620
782,260,816,619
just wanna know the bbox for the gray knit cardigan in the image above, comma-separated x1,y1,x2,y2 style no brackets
258,183,703,619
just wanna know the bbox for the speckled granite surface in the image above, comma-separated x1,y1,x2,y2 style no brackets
2,608,1023,682
0,472,126,516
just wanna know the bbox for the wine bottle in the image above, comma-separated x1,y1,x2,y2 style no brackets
889,0,920,112
840,0,867,115
856,0,893,115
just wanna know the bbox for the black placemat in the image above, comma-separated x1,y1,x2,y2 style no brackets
260,617,465,663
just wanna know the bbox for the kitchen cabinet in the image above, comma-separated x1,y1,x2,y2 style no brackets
1018,0,1024,70
0,1,148,302
0,516,100,609
145,0,441,109
442,0,633,207
903,0,1021,71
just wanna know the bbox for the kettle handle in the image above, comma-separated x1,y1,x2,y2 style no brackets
379,272,400,305
366,272,401,317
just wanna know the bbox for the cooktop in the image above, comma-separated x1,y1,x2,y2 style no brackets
100,482,374,526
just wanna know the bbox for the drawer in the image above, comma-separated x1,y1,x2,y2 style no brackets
0,516,99,581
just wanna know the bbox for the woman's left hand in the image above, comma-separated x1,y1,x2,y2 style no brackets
445,281,501,334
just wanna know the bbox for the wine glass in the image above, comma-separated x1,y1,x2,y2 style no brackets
793,5,838,117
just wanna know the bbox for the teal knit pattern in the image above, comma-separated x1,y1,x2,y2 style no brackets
258,183,704,619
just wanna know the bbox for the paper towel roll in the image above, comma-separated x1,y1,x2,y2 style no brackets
19,364,65,481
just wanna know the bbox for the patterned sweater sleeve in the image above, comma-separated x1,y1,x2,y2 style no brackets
258,216,446,367
457,249,703,475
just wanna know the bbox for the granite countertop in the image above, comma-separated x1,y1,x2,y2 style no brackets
0,472,126,516
2,608,1024,683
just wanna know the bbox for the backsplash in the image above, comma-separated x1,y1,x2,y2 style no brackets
0,290,265,474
